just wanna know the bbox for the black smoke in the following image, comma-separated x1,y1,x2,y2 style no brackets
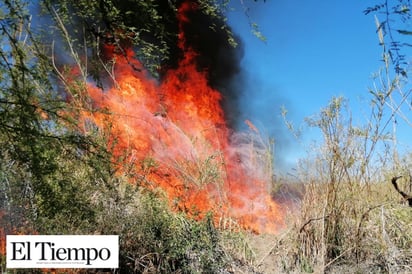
158,1,245,128
40,0,246,128
70,0,245,128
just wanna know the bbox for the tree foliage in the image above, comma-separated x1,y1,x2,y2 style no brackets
364,1,412,141
0,0,113,234
365,0,412,77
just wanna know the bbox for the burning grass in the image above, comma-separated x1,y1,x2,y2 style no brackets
77,35,285,233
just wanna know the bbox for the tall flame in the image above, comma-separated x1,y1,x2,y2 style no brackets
81,2,284,233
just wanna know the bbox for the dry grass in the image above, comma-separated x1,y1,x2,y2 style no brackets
250,178,412,273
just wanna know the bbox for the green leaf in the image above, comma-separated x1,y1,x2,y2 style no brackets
397,29,412,35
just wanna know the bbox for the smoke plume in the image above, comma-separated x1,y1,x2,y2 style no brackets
159,1,245,128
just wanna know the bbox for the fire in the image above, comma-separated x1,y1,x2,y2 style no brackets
80,1,284,233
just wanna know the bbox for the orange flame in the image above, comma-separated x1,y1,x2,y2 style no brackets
79,2,284,233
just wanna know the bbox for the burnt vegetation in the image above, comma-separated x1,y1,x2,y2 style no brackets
392,176,412,206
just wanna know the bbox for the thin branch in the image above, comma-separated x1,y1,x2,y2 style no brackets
299,215,329,233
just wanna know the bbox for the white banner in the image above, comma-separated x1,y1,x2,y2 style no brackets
6,235,118,269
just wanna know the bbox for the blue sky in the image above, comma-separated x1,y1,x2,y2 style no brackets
226,0,411,170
